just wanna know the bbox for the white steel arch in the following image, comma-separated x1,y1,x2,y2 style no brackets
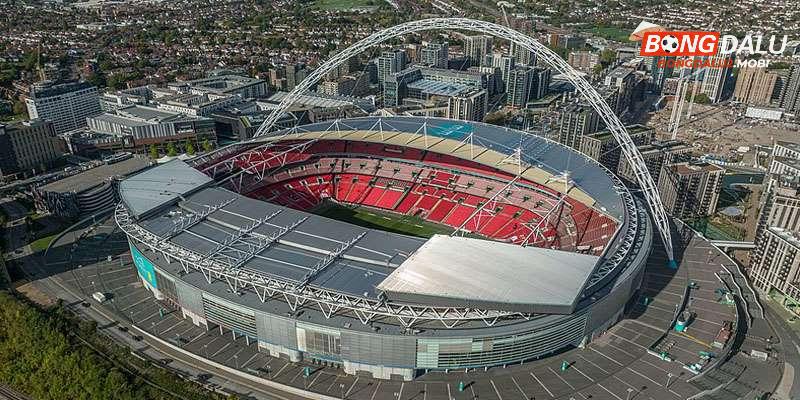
254,17,675,263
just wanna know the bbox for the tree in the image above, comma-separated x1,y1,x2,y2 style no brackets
185,140,195,155
148,144,159,159
201,138,213,153
166,142,177,157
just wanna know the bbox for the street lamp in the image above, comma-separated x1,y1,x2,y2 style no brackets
233,354,239,369
339,383,345,400
203,344,208,358
626,387,634,400
666,372,674,387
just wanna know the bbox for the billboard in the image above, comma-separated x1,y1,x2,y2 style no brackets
130,243,158,289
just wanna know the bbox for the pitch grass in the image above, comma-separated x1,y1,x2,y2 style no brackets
311,202,452,238
315,0,377,10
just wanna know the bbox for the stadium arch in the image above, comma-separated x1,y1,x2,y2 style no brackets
252,17,675,263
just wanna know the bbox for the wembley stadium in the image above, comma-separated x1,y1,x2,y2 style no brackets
115,116,653,381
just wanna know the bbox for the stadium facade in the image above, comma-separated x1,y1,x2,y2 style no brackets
116,117,653,380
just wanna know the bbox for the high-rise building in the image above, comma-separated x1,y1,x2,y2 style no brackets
420,42,449,69
510,42,536,66
319,73,369,97
506,66,534,109
749,226,800,305
25,80,102,135
580,125,654,172
463,35,493,67
447,89,488,121
733,66,779,106
485,53,515,89
617,140,692,186
657,161,724,219
557,103,600,149
0,119,61,177
700,49,735,103
780,63,800,115
377,50,408,86
650,56,674,93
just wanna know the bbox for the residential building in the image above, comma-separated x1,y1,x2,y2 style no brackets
421,42,449,69
568,51,600,73
319,73,369,97
167,74,268,99
506,66,550,109
733,66,779,106
463,35,493,67
557,103,600,149
447,89,488,121
579,125,654,172
0,119,61,177
617,140,692,186
780,63,800,115
700,50,735,103
377,50,408,86
510,42,536,66
25,80,102,134
657,161,724,219
650,56,674,93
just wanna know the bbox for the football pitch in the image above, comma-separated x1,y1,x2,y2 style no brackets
311,202,452,238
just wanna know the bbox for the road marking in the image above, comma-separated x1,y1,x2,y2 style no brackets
308,370,324,388
578,354,610,375
489,380,503,400
548,366,575,389
346,377,359,396
326,375,339,392
596,383,623,400
272,362,290,379
571,364,595,382
510,376,527,400
210,342,232,358
590,346,624,366
529,372,554,397
369,381,382,400
240,352,260,368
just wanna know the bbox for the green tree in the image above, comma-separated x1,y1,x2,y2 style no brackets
185,140,195,155
166,142,177,157
202,138,213,152
149,143,159,159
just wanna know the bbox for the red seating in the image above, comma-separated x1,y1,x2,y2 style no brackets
237,141,619,255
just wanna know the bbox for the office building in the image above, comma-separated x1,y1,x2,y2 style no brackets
657,161,724,219
733,66,779,106
25,80,102,135
377,50,408,86
383,67,488,108
420,42,449,69
0,119,61,177
83,105,216,154
463,35,493,67
167,74,268,99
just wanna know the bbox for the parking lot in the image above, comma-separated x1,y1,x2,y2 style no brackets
41,217,780,400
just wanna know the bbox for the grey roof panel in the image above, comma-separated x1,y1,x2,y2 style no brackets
120,159,214,219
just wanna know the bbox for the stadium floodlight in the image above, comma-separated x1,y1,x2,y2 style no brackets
252,18,675,264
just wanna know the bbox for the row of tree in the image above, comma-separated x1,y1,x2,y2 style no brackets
148,139,213,159
0,291,230,399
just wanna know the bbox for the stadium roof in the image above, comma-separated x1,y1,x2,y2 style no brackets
119,159,214,219
377,235,598,314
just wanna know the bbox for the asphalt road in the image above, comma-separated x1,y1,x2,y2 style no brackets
764,305,800,399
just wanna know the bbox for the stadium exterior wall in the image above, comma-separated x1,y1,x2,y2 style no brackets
124,208,650,381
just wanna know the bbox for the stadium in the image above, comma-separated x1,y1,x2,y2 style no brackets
115,116,654,381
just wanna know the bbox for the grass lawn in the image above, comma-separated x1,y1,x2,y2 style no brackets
315,0,378,9
30,233,58,252
579,25,632,43
312,202,452,238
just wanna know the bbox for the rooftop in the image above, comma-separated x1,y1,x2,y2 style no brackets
38,156,151,194
119,159,214,220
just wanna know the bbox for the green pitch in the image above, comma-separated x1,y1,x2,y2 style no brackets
312,202,452,238
315,0,378,10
